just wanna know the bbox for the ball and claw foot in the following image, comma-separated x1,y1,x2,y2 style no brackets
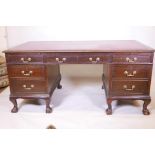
57,83,62,89
142,109,150,115
46,107,53,113
106,100,112,115
142,99,151,115
106,108,112,115
11,106,18,113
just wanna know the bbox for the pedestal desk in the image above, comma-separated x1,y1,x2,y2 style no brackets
3,40,154,115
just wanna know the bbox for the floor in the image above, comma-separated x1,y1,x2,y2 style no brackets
0,72,155,129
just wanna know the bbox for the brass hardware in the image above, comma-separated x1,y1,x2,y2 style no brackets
21,70,33,76
89,57,100,63
124,70,137,77
21,57,32,63
126,57,137,63
55,57,67,63
23,84,34,90
123,85,135,91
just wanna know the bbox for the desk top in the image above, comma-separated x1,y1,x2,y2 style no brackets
4,40,154,53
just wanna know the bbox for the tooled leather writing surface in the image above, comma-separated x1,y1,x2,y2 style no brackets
4,40,154,52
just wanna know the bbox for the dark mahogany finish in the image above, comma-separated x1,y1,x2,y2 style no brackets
3,40,154,114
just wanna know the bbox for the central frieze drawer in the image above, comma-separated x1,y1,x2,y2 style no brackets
9,79,47,93
78,53,111,64
112,53,153,63
111,64,152,79
45,53,78,64
7,65,45,78
111,80,150,96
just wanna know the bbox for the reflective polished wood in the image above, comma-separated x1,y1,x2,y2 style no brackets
3,40,155,115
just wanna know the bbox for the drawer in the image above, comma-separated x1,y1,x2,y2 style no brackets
6,53,43,64
7,65,45,78
45,53,78,64
111,64,152,79
9,79,47,93
78,53,110,64
112,53,153,63
111,80,150,96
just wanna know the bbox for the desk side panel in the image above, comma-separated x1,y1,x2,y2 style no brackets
46,64,61,95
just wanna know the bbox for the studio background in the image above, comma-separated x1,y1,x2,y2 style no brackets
0,26,155,128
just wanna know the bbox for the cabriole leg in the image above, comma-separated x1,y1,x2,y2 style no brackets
142,99,151,115
45,98,52,113
106,99,112,115
57,74,62,89
10,97,18,113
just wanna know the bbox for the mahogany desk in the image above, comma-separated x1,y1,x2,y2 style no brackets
3,40,155,115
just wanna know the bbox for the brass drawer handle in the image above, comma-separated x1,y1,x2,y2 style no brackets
123,85,135,91
124,71,137,77
23,84,34,90
126,57,137,63
55,58,67,63
21,57,32,63
21,70,33,76
89,57,100,63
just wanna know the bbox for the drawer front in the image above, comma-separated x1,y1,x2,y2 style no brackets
111,65,152,79
45,53,111,64
112,53,153,63
45,53,78,64
9,79,47,93
6,53,43,64
111,80,150,96
7,65,45,78
78,53,110,64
